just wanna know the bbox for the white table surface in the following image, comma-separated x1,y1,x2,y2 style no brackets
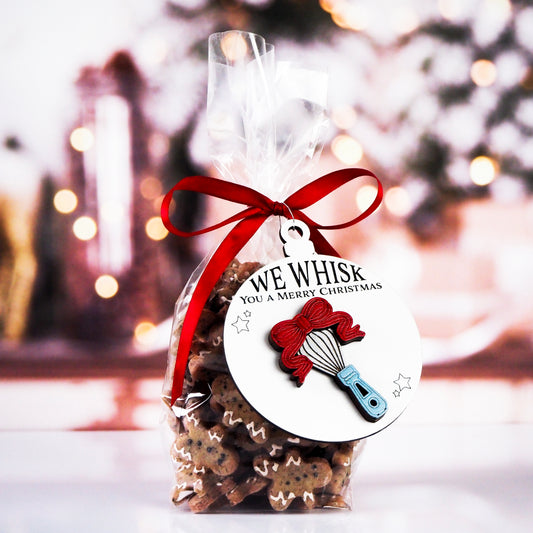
0,423,532,533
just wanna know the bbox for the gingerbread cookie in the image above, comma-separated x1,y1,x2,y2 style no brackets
230,422,301,458
323,441,362,501
262,428,303,458
189,476,237,513
171,460,207,504
191,311,226,351
192,309,218,344
208,260,261,312
171,413,239,476
331,441,359,467
188,349,228,383
226,475,269,506
326,464,352,496
316,494,350,509
188,311,227,380
253,449,332,511
211,374,270,444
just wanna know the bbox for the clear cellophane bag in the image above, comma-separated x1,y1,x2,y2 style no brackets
162,31,365,513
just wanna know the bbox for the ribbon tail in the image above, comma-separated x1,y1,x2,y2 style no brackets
170,215,266,406
280,347,314,385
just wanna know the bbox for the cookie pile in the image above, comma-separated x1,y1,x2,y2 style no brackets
165,259,363,512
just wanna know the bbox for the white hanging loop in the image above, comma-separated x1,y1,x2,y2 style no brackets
279,219,316,257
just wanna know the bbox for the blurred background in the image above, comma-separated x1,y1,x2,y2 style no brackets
1,0,532,431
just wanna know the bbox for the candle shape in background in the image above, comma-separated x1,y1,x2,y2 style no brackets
94,94,133,275
0,138,40,341
61,52,165,341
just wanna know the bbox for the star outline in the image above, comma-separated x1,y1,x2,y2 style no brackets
232,315,250,334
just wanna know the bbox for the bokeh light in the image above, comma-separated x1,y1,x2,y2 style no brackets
392,7,419,35
356,184,379,212
470,156,498,186
331,106,358,130
488,0,512,18
94,275,119,299
72,216,97,241
221,32,248,62
332,3,369,31
471,59,497,87
134,321,157,345
318,0,339,13
148,132,170,159
145,216,168,240
385,186,412,216
70,127,94,152
140,176,163,200
331,134,364,165
53,189,78,214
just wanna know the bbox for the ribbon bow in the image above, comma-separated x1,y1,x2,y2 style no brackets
161,168,383,406
270,297,366,385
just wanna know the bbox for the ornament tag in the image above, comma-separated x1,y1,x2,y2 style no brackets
224,220,421,442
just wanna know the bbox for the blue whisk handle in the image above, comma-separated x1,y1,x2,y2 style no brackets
336,364,387,422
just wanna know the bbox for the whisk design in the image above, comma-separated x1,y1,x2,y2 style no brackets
270,297,387,422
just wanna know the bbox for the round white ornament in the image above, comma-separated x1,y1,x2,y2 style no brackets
224,220,421,442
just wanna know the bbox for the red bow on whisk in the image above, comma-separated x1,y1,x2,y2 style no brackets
270,297,365,385
161,168,383,406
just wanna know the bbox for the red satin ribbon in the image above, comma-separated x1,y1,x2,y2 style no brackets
270,296,365,385
161,168,383,406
